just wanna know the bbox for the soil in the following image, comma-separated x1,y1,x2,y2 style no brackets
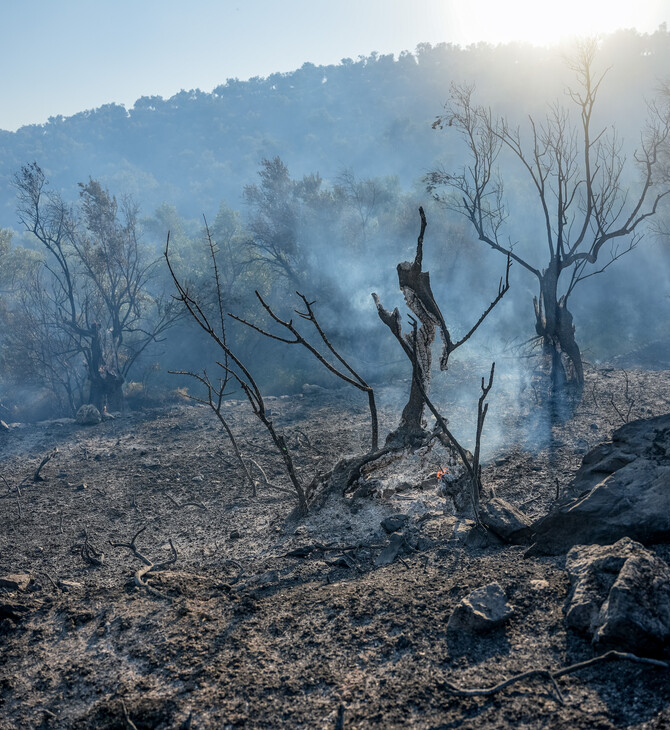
1,362,670,729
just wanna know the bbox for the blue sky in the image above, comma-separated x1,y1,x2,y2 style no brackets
1,0,668,132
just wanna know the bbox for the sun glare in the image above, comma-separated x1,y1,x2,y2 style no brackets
447,0,667,47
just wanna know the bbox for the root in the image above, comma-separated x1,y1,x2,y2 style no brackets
441,650,670,704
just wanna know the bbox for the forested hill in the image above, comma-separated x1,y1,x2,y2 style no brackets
1,28,669,228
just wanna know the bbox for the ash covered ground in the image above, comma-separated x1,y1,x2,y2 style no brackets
1,363,670,729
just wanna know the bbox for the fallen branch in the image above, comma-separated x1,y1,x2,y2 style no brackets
110,526,178,600
441,650,670,704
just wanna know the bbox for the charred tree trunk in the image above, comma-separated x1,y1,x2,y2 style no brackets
381,209,449,447
533,260,584,418
88,322,124,413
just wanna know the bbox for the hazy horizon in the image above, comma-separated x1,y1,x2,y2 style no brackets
1,0,668,132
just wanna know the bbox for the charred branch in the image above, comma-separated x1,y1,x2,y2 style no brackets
230,290,379,452
109,525,177,601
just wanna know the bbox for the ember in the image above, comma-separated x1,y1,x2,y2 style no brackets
437,467,448,481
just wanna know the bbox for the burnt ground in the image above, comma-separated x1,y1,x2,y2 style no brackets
1,363,670,729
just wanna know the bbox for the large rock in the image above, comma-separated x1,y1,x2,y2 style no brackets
565,538,670,657
447,582,514,633
76,404,102,425
479,497,532,543
527,414,670,555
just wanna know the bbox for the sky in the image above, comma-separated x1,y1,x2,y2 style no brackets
1,0,668,132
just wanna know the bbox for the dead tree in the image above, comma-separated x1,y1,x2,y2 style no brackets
427,41,670,412
230,290,379,451
373,206,510,448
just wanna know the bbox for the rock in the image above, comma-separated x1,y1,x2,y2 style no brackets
451,519,502,548
76,404,102,425
0,419,9,432
528,414,670,555
381,514,409,533
247,570,279,587
375,533,405,567
479,497,532,543
448,583,514,633
57,579,83,592
564,538,670,657
229,530,240,540
0,573,32,592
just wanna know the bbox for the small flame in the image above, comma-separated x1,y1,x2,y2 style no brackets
437,467,448,481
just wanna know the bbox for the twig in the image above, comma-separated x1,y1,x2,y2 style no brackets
247,458,294,495
121,699,139,730
42,570,61,592
166,494,208,510
33,448,59,482
441,650,669,703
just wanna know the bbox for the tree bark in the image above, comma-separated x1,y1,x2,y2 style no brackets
533,261,584,417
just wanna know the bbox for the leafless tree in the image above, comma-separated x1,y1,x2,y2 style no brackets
427,40,670,411
165,228,311,514
373,207,508,515
373,207,510,447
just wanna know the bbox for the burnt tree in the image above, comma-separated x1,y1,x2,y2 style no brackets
427,40,670,411
373,207,510,448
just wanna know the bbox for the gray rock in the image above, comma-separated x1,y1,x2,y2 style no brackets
76,404,102,425
565,538,670,657
528,414,670,555
375,533,405,567
0,573,32,592
448,582,514,633
564,538,645,635
479,497,532,543
451,519,502,548
381,514,409,533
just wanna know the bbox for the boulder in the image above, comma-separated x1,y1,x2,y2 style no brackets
527,414,670,555
76,404,102,425
565,538,670,657
479,497,532,543
447,582,514,633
